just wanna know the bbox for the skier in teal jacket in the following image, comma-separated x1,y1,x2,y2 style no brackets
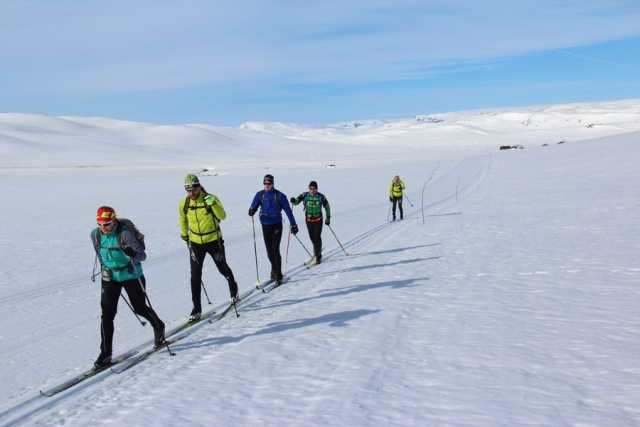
90,206,165,369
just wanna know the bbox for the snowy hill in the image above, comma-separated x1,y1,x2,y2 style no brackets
0,100,639,426
2,99,640,168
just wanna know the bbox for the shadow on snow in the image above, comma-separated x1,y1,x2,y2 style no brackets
181,309,381,350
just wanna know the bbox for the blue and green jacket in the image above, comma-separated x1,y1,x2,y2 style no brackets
292,192,331,222
91,224,145,282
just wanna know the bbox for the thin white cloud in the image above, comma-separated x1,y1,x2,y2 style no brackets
554,49,639,71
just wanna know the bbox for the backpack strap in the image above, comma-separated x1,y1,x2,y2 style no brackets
184,191,215,217
115,221,125,251
259,189,283,214
92,228,101,254
273,189,282,210
183,196,190,215
202,189,215,216
303,192,323,209
92,227,122,252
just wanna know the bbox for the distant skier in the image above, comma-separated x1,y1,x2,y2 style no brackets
179,174,239,322
389,175,405,221
248,174,298,284
291,180,331,263
90,206,165,369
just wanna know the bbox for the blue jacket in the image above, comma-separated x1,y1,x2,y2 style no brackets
250,188,297,226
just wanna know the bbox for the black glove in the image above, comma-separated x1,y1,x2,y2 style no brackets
248,207,256,216
325,217,330,225
389,196,393,202
290,197,296,204
291,225,299,235
181,235,189,243
123,247,137,258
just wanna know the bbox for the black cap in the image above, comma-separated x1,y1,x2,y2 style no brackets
264,174,274,184
309,180,318,189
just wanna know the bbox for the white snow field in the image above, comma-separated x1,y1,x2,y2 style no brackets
0,100,639,426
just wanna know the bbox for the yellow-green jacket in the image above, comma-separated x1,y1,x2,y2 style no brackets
179,190,226,244
389,180,405,197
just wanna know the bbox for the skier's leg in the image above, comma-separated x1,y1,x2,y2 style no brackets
209,239,238,298
100,280,122,355
189,242,207,312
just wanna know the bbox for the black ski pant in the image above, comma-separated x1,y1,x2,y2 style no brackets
392,195,403,219
262,222,283,281
100,276,163,355
189,239,238,310
306,219,323,259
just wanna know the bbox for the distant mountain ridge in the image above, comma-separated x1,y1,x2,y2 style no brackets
2,99,639,168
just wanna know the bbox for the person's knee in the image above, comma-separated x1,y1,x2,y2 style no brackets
101,307,117,322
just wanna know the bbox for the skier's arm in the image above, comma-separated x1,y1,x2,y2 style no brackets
323,196,331,218
90,229,104,266
210,196,227,221
121,229,147,262
250,192,261,211
178,199,189,238
280,193,297,226
290,193,305,206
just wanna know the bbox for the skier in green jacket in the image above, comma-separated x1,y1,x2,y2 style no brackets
291,180,331,263
389,175,405,221
179,174,238,321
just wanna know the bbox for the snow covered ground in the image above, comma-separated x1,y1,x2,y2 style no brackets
0,100,639,426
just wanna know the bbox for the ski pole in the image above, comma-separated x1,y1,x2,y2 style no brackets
328,224,349,256
120,294,147,326
186,242,212,305
285,204,293,263
403,193,414,207
130,260,175,356
292,231,314,260
212,218,240,318
387,200,392,221
252,215,260,283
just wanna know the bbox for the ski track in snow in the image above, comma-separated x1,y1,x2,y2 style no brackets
1,103,640,426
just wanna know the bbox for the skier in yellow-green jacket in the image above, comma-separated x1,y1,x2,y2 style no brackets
389,175,405,221
179,174,238,322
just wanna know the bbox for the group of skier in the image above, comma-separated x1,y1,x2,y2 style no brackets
90,172,405,369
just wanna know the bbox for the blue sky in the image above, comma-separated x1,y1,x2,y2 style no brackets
1,0,639,126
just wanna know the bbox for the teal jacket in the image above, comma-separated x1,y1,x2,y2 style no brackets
91,224,145,282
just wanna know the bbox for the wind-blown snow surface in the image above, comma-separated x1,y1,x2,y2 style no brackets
0,100,639,426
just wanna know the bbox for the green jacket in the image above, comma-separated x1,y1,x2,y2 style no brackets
179,191,226,244
292,192,331,221
389,180,405,197
91,225,143,282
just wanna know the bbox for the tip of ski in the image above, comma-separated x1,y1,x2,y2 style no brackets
40,349,139,397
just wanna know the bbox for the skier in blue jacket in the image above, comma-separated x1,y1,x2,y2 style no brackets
248,174,298,284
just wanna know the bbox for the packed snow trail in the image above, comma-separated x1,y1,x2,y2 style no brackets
0,155,486,426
